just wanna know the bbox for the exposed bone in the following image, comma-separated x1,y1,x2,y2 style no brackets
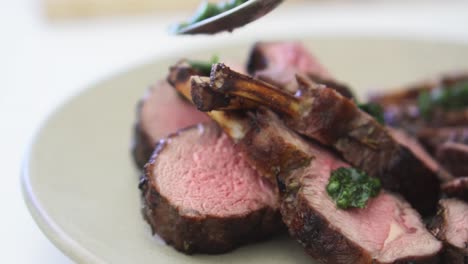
191,76,257,112
167,62,312,183
210,63,302,117
167,62,196,102
168,64,249,140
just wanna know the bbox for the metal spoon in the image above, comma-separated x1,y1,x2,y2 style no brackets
174,0,284,35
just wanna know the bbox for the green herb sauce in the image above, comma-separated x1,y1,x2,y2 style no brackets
187,55,220,76
358,102,384,124
177,0,249,31
418,80,468,119
326,167,381,209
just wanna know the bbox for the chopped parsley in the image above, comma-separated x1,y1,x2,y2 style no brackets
418,80,468,119
327,167,381,209
358,102,384,124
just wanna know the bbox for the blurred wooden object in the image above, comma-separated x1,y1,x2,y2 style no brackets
44,0,303,19
44,0,199,19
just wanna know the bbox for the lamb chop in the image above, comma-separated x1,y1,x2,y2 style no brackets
371,72,468,131
251,112,443,264
429,199,468,263
245,41,452,179
372,77,468,182
140,122,282,254
132,80,209,168
278,132,442,264
168,62,443,263
168,62,311,184
167,58,352,185
132,58,262,169
194,63,441,215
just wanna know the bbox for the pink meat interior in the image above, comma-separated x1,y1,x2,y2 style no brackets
441,199,468,249
255,42,331,82
297,144,441,262
153,124,277,217
261,42,331,77
141,80,210,144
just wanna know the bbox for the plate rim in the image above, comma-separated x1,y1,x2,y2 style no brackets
20,35,468,263
21,138,105,263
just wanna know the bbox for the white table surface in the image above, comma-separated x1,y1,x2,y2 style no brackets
2,0,468,263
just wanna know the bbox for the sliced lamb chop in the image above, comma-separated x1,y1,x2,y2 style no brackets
247,41,353,98
429,199,468,263
178,103,443,262
140,122,282,254
168,63,306,184
436,142,468,177
133,60,252,169
204,63,440,216
372,72,468,107
186,70,443,262
441,177,468,202
237,108,314,181
371,72,468,130
279,142,442,264
132,80,210,168
383,105,468,132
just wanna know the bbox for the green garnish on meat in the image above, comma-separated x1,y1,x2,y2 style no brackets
326,167,381,209
187,55,220,76
418,80,468,119
177,0,249,31
358,102,384,124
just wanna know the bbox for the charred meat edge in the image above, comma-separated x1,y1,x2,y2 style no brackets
429,199,468,264
139,124,282,254
132,63,206,169
132,98,156,168
436,142,468,177
280,182,441,264
441,177,468,202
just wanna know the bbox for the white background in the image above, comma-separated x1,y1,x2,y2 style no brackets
2,1,468,263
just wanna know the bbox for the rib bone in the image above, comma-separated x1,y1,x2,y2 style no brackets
210,63,302,116
168,62,312,182
168,63,249,140
191,76,257,112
